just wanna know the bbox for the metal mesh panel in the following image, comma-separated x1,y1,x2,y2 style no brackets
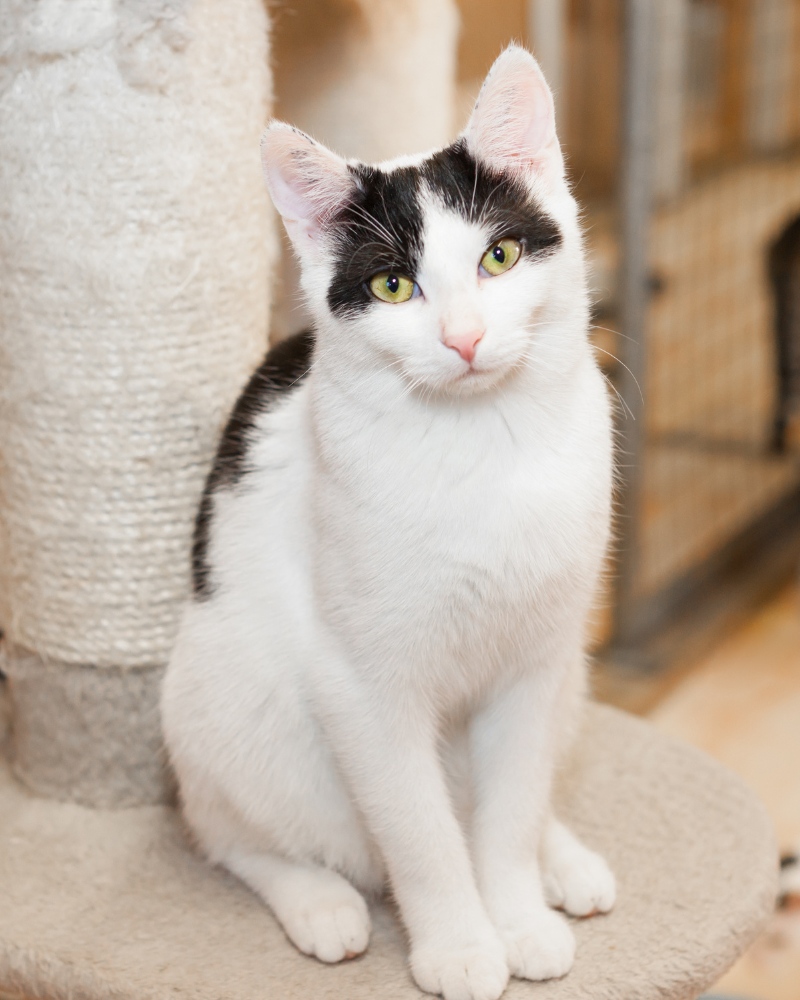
561,0,800,659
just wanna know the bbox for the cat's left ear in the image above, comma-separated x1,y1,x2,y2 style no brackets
261,122,354,251
463,45,564,184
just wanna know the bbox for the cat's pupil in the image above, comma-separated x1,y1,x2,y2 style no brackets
386,274,400,295
492,245,506,264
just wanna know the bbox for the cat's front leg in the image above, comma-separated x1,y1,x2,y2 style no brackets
317,682,509,1000
541,815,616,917
469,663,580,983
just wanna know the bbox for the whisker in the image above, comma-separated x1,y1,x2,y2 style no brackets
348,203,400,250
378,188,402,246
590,323,638,345
344,216,390,249
469,158,479,221
478,176,508,222
600,371,635,420
591,345,644,402
519,320,557,333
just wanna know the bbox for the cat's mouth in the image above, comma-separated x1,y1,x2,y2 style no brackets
398,350,521,399
440,357,518,396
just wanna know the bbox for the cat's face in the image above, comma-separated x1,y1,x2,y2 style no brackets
263,46,584,398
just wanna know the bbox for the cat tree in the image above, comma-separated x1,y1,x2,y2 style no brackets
0,0,273,808
0,1,777,998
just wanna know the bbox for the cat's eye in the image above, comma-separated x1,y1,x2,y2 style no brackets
480,238,522,277
369,271,416,304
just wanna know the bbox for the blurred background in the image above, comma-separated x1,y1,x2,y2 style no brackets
455,2,800,998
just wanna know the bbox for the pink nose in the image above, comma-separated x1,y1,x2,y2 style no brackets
442,329,484,363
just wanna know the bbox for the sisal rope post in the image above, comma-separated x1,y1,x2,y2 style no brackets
0,0,273,806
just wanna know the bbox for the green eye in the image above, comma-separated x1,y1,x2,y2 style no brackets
480,238,522,277
369,271,415,304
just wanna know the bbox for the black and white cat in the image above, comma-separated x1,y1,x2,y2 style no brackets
161,46,615,1000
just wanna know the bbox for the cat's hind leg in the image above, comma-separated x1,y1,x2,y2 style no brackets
224,848,372,962
541,816,615,917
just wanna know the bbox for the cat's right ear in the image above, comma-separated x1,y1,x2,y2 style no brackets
463,46,564,185
261,122,353,251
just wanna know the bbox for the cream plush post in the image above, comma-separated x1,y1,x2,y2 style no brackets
0,0,273,806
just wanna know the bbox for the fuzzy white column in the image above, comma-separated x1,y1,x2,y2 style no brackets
653,0,688,202
0,0,273,805
527,0,567,124
747,0,795,153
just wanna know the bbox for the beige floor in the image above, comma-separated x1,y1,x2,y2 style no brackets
645,583,800,1000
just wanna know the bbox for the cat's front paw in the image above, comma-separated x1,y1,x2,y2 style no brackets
410,932,509,1000
500,906,575,982
280,886,371,963
543,839,616,917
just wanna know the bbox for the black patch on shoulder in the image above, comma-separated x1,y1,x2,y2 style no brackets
191,329,315,601
322,138,561,316
421,139,562,257
326,163,424,317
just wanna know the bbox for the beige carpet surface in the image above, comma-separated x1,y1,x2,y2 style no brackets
0,705,778,1000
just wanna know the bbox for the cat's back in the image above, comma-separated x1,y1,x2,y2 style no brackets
191,329,316,603
163,329,318,743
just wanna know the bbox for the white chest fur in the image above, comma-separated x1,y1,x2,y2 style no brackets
305,351,612,699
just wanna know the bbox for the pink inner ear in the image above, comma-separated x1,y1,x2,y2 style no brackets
521,70,556,158
465,47,557,171
261,123,353,233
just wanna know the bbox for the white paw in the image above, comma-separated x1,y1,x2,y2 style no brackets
501,907,575,982
411,933,509,1000
543,841,616,917
279,882,371,963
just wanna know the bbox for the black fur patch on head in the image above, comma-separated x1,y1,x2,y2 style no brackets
192,329,315,601
326,164,424,317
323,138,561,316
422,139,562,255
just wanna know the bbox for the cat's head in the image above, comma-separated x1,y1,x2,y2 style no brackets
261,45,586,399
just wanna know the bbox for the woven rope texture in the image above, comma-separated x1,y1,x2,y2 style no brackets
0,0,273,667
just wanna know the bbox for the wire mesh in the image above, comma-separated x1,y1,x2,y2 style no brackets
562,0,800,655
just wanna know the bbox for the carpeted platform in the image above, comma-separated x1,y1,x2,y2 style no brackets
0,705,778,1000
